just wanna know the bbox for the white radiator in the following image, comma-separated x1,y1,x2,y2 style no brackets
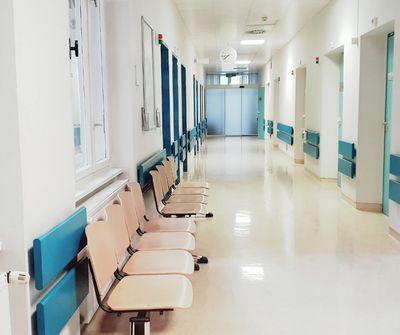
0,273,12,335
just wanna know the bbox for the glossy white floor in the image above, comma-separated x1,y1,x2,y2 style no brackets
83,137,400,335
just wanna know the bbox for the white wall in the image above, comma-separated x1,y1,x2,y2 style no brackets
260,0,400,229
103,0,205,181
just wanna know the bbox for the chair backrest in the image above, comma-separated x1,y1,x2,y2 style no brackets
167,156,178,182
129,182,147,226
156,165,170,196
162,160,176,188
85,220,118,298
149,170,164,207
118,188,141,239
105,202,130,263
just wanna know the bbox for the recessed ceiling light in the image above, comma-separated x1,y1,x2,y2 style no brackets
240,39,265,45
235,60,251,65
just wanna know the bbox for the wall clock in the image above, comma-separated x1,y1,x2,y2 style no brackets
219,47,237,64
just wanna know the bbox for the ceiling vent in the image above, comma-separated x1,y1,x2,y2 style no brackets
245,29,267,35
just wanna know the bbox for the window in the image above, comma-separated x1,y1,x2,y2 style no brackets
69,0,108,178
206,73,259,86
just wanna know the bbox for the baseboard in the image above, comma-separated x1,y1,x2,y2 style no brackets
341,193,356,208
389,228,400,242
356,202,382,213
294,159,304,164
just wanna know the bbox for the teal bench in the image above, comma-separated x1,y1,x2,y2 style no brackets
137,149,167,188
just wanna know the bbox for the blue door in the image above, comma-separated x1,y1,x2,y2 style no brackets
383,32,394,215
161,44,171,155
338,53,344,187
257,87,265,139
181,65,188,172
172,56,180,181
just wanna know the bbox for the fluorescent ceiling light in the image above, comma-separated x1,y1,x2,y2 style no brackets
240,39,265,45
235,60,251,65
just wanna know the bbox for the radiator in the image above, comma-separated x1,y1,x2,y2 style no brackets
0,273,12,335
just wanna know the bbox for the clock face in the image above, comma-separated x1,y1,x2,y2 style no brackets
220,47,237,64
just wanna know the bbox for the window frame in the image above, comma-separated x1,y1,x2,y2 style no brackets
70,0,110,181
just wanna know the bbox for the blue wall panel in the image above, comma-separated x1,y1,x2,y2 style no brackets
36,259,89,335
390,154,400,177
33,208,87,290
303,142,320,159
339,140,356,160
338,158,356,178
305,131,320,146
277,123,294,135
277,131,293,146
389,179,400,204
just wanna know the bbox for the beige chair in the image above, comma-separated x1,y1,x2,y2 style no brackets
119,189,208,271
163,160,209,196
150,170,212,217
128,182,197,235
156,165,208,204
106,201,195,252
106,200,194,275
167,156,211,189
86,220,193,334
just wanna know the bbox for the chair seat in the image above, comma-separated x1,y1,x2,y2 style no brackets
107,274,193,311
122,250,194,275
135,232,195,251
179,181,210,189
145,218,197,234
161,203,207,216
173,187,208,196
167,194,208,204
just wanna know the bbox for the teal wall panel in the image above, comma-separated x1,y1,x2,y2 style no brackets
36,259,89,335
303,142,319,159
338,140,356,160
305,130,320,146
389,179,400,204
390,154,400,177
33,208,87,290
277,131,293,145
277,123,294,135
338,158,355,178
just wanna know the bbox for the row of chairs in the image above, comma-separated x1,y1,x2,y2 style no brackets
85,157,212,334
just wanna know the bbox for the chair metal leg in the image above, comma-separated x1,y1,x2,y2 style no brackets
130,312,150,335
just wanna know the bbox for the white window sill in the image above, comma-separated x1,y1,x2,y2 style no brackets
75,167,123,203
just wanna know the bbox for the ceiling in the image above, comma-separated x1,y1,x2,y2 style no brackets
172,0,332,73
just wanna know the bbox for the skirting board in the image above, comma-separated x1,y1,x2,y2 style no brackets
389,228,400,243
356,202,382,213
341,194,382,213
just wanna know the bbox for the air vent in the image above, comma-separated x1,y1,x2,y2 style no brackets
245,29,267,35
234,67,248,70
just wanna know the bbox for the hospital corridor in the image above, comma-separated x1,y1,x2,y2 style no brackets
2,1,400,335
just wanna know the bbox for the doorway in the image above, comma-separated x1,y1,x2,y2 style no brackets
181,65,188,172
383,32,394,215
206,87,258,136
294,67,306,163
